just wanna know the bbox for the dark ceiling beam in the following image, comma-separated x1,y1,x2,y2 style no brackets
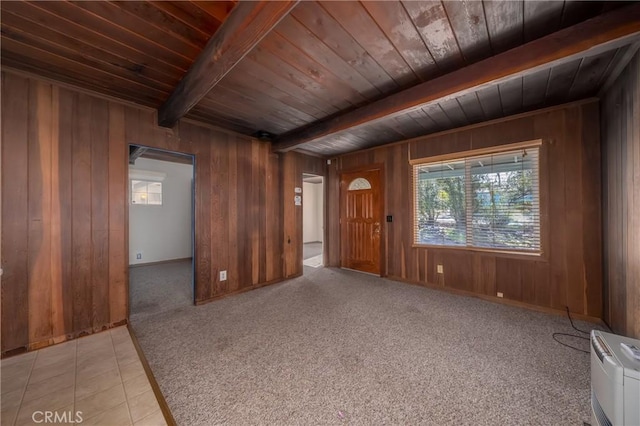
273,4,640,152
157,0,299,128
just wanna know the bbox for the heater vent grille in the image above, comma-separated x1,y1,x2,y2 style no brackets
592,390,612,426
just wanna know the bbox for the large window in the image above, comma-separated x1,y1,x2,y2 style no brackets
413,144,540,253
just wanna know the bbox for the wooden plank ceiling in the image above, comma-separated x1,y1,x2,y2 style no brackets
2,1,639,156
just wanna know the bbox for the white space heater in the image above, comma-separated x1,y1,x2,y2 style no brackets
590,330,640,426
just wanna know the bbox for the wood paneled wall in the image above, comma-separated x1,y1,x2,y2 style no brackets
601,51,640,339
327,100,603,318
0,71,321,355
2,73,127,353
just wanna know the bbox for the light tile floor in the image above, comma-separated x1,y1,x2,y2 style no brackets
1,327,167,426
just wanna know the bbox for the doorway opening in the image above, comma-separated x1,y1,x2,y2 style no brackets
302,173,324,270
128,145,195,322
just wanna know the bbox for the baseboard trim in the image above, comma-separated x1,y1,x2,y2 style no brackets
386,275,605,325
129,257,192,268
195,274,302,306
128,325,177,426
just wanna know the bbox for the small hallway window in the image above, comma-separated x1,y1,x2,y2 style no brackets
131,180,162,205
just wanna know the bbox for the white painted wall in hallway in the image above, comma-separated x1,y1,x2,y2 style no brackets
303,181,323,243
129,158,193,265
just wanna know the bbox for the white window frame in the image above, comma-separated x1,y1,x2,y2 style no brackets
130,179,163,206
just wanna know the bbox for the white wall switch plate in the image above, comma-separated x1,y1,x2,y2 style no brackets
220,270,227,281
437,264,443,274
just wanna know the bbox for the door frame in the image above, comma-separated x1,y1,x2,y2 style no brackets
125,144,197,320
339,164,385,277
301,173,325,269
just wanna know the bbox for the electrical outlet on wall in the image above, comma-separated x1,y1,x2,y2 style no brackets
136,253,142,260
220,270,227,281
497,292,504,298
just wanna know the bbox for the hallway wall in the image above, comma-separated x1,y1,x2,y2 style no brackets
303,181,323,243
129,158,193,265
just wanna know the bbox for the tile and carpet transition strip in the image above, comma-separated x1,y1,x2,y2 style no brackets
127,325,177,426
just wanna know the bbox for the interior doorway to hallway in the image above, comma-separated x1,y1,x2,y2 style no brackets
302,174,324,271
128,145,195,322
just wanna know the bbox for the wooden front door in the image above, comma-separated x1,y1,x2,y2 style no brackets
340,169,382,275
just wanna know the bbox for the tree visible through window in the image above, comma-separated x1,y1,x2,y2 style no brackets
131,180,162,205
413,147,540,252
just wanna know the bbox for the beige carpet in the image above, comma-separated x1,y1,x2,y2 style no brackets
131,266,599,425
129,259,193,322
